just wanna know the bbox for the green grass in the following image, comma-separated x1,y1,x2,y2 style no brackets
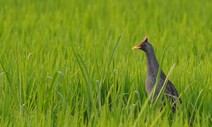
0,0,212,126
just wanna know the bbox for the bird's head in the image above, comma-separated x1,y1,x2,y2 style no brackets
132,36,150,52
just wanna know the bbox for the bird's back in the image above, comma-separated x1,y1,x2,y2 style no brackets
146,70,182,112
159,72,182,112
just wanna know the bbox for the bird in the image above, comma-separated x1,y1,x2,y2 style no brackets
132,36,182,112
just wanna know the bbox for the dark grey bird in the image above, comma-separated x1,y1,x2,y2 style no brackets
132,36,182,112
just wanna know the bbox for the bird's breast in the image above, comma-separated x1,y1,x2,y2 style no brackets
145,76,156,95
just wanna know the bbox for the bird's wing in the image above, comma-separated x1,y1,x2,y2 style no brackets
160,72,182,103
165,80,182,103
163,80,182,112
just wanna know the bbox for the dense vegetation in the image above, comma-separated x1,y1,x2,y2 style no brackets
0,0,211,126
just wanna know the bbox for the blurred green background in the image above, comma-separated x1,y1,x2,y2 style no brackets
0,0,211,126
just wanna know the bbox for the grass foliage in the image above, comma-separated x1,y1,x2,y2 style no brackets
0,0,211,126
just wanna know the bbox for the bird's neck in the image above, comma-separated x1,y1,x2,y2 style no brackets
145,48,159,77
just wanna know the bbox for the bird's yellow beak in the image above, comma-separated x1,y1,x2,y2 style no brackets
132,44,141,50
132,36,148,50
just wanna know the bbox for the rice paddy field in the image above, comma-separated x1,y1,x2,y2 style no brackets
0,0,212,126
